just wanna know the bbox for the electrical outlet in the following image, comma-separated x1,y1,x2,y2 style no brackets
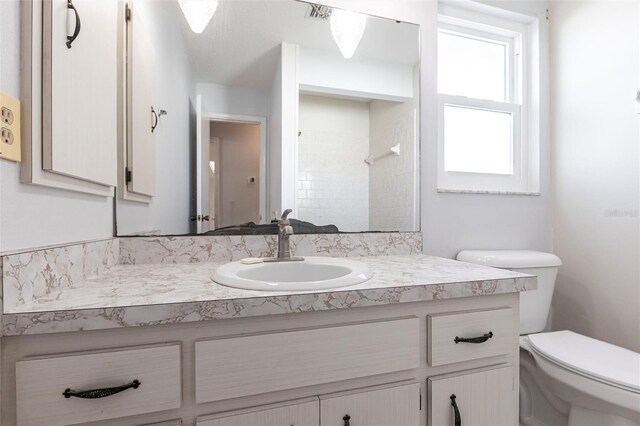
1,107,14,125
0,92,21,162
1,127,14,145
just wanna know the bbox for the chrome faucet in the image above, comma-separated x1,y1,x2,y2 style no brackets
265,209,304,262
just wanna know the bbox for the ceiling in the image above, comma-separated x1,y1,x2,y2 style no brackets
157,0,420,89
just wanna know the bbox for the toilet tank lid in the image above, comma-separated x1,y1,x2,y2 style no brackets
456,250,562,268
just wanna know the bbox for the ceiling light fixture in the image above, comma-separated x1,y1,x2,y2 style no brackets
178,0,219,34
330,9,367,59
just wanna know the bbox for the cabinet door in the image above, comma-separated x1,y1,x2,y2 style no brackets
43,0,118,186
126,1,156,197
320,382,421,426
196,398,319,426
428,365,515,426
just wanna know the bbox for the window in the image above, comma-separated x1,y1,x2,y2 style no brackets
437,5,540,194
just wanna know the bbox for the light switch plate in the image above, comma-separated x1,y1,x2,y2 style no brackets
0,91,21,162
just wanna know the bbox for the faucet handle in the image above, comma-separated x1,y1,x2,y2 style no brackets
281,209,292,220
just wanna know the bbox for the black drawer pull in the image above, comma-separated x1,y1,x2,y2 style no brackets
66,0,81,49
454,331,493,344
450,394,461,426
343,414,351,426
63,379,140,399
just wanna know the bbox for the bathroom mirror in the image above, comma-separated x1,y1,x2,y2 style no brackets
116,0,420,236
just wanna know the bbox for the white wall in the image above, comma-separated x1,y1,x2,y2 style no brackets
0,0,113,252
550,0,640,351
316,0,552,259
197,83,270,118
369,65,419,231
268,57,283,221
116,0,194,236
268,43,298,221
299,48,414,101
210,122,261,228
297,95,370,231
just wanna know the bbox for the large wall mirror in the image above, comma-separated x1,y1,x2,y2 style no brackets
116,0,420,236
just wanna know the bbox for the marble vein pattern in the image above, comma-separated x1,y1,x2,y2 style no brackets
118,232,423,265
2,255,536,336
2,239,119,311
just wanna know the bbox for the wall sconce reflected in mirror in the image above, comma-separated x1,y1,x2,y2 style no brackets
178,0,219,33
330,9,367,59
308,3,368,59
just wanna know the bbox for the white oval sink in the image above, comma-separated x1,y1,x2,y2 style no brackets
212,257,373,291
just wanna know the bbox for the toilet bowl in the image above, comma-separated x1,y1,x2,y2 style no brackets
457,250,640,426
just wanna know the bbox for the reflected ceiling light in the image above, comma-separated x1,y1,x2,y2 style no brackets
330,9,367,59
178,0,219,34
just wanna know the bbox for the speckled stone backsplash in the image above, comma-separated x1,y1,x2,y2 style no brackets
2,239,119,311
118,232,423,265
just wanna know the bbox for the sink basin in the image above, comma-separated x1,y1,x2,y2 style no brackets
212,257,373,291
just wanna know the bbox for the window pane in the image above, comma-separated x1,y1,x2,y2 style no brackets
438,31,507,102
444,105,513,175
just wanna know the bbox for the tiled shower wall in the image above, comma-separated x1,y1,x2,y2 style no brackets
296,95,370,231
369,67,419,231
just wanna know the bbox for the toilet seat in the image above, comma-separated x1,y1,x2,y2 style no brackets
527,331,640,393
522,331,640,424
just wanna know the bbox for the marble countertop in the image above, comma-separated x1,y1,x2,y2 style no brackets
2,255,536,336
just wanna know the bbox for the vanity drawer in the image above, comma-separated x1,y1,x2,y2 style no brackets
428,307,513,366
16,343,181,426
195,317,419,403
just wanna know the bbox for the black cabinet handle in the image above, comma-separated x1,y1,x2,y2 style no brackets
63,379,140,399
66,0,81,49
151,107,159,133
343,414,351,426
454,331,493,344
450,394,461,426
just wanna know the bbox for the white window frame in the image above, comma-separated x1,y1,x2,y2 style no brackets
437,3,541,195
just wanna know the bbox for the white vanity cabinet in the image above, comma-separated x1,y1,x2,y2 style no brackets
1,293,522,425
428,365,515,426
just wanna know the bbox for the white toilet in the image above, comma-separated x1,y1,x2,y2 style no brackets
457,250,640,426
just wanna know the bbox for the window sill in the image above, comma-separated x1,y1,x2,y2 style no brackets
437,188,541,196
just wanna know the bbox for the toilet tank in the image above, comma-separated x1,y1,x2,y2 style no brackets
456,250,562,335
